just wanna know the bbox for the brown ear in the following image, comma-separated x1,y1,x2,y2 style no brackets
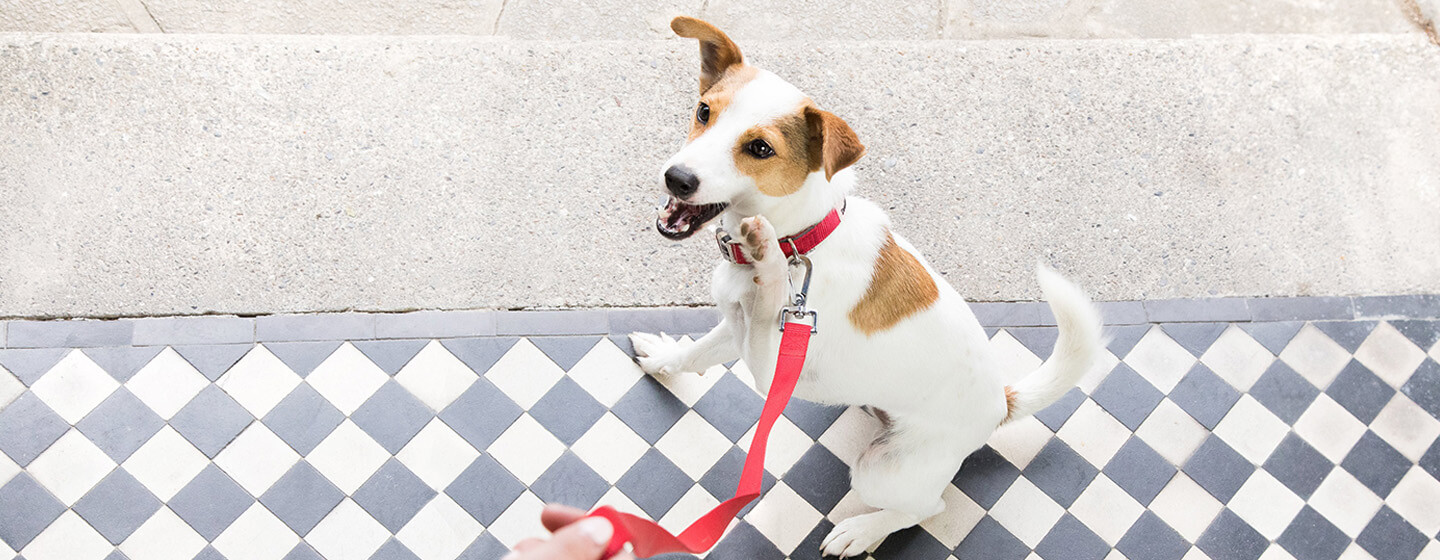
671,16,744,93
805,106,866,181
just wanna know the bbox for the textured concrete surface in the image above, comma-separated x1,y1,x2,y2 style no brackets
1,33,1438,318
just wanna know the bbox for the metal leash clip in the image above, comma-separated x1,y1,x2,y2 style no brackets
779,249,818,333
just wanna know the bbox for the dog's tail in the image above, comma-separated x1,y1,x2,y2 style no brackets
1001,264,1105,424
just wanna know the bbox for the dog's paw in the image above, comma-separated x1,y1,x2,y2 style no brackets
820,513,895,558
628,332,688,376
739,216,786,285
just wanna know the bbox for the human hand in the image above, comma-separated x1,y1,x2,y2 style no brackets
502,505,635,560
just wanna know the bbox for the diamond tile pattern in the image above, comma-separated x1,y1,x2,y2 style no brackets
0,313,1436,559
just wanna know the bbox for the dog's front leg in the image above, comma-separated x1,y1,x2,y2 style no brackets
735,216,790,395
630,318,739,376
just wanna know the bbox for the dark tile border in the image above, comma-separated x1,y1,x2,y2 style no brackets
0,295,1437,348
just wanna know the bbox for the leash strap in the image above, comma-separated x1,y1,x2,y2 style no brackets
587,323,813,558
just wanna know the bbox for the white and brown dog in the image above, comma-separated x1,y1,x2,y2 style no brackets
631,17,1105,557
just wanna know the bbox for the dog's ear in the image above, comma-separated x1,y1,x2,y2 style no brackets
671,16,744,93
805,106,866,181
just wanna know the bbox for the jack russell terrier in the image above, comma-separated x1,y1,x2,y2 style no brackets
630,16,1105,557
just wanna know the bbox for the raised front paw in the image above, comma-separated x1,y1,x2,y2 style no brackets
739,216,786,285
628,331,689,376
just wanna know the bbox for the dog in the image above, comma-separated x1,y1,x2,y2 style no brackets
630,16,1105,557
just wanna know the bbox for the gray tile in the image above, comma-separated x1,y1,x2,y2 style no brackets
1096,301,1148,326
615,448,692,519
611,375,690,445
1008,327,1059,359
1312,321,1378,353
1390,320,1440,351
1401,359,1440,420
0,348,70,385
1247,297,1354,322
264,341,342,377
6,319,133,348
194,545,226,560
1325,360,1394,423
1034,388,1087,432
1249,361,1320,424
350,381,432,454
1263,433,1333,500
1091,363,1164,431
1145,298,1250,323
0,473,66,551
0,391,70,466
456,533,508,560
351,339,429,375
528,451,610,511
1168,364,1241,430
528,377,606,446
76,388,165,462
708,521,784,560
446,454,525,526
1104,437,1176,506
783,446,851,513
131,316,254,346
438,337,519,376
73,468,162,545
782,399,846,440
952,446,1022,509
374,310,497,340
955,517,1030,560
172,344,254,382
168,464,255,541
259,461,344,536
370,538,421,560
1035,514,1110,560
691,373,763,443
1196,509,1267,560
495,310,609,336
1116,511,1189,560
106,550,132,560
255,313,375,342
1356,506,1429,560
1023,439,1100,508
283,543,324,560
1184,435,1255,503
1238,321,1305,355
671,307,724,333
697,445,776,514
1106,325,1153,359
529,336,601,371
1354,295,1440,320
969,302,1054,327
169,385,253,458
1160,322,1230,357
81,346,165,383
870,525,951,560
438,378,523,451
1340,431,1409,498
353,459,436,533
1277,506,1350,560
263,383,345,456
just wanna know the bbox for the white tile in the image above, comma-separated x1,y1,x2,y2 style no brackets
1370,394,1440,461
122,425,208,501
306,342,389,415
1259,545,1299,560
816,406,883,468
120,506,208,560
394,340,477,412
1339,543,1379,560
570,412,651,484
990,330,1043,385
1055,399,1131,468
1067,474,1145,545
396,494,484,560
744,482,823,554
126,347,209,420
826,490,876,525
1226,471,1305,540
1105,550,1133,560
212,502,300,560
1354,322,1428,387
1293,394,1368,463
655,411,736,480
487,413,566,485
1387,466,1440,536
213,422,301,496
987,415,1055,470
1418,540,1440,560
1077,349,1121,395
306,499,390,560
27,429,116,505
727,357,758,392
1135,399,1210,466
1431,339,1440,362
1148,473,1223,543
396,418,480,491
20,510,112,560
1182,549,1214,560
306,419,391,495
568,338,646,407
591,486,647,519
0,364,25,409
919,485,986,549
1280,324,1353,389
217,345,301,418
0,531,11,557
987,477,1066,548
1212,395,1289,464
30,350,119,424
0,453,17,494
1125,326,1196,393
734,415,812,478
657,485,722,533
1308,469,1382,538
484,339,566,409
655,361,727,408
484,490,547,548
1201,326,1275,391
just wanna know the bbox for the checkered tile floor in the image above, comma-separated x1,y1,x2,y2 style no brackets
1,309,1439,560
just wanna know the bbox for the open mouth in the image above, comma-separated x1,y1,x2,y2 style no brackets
656,196,728,240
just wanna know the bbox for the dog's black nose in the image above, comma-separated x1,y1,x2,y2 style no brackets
665,165,699,199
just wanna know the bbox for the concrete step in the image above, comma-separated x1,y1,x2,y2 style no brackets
1,33,1437,318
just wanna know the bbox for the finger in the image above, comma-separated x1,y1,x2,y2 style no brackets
539,516,614,559
540,505,589,533
511,538,546,552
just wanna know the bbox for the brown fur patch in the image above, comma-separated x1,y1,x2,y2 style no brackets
687,65,758,142
671,17,745,92
1004,386,1018,422
732,108,815,196
803,106,866,181
847,231,940,335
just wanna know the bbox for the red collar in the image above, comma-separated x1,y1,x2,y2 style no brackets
717,205,844,265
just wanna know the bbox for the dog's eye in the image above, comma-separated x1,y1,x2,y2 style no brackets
746,139,775,159
696,102,710,125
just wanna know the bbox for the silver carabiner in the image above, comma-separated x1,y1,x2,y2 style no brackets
779,253,817,332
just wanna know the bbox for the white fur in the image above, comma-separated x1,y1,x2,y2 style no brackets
634,66,1104,557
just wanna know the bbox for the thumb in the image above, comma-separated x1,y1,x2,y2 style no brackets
543,516,615,559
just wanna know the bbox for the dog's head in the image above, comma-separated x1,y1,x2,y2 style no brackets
655,17,866,240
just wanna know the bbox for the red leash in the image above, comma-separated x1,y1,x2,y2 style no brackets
587,320,814,558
